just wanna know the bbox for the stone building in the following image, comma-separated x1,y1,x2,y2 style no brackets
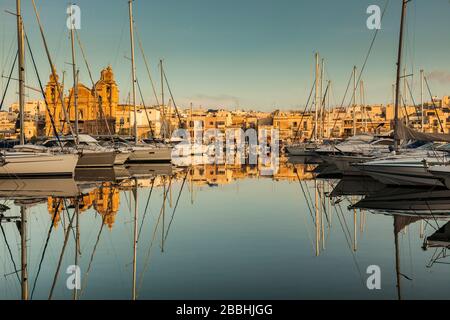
44,66,118,136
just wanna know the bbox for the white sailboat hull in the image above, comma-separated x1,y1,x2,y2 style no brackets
356,162,445,187
76,150,130,167
286,146,317,156
127,147,172,163
320,154,374,175
0,152,78,178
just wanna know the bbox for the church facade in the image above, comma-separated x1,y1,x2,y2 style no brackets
44,66,119,136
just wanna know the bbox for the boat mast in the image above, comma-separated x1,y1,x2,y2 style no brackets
17,0,25,145
128,0,138,144
132,178,138,300
160,59,165,139
31,0,75,138
74,198,80,300
16,1,29,297
394,0,408,152
320,58,325,139
314,52,319,142
352,66,357,136
360,80,367,132
420,69,424,132
394,216,402,300
20,205,28,300
70,4,79,141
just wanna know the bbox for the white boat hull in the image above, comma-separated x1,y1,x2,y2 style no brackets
0,153,78,178
320,155,374,175
128,147,172,163
428,165,450,189
77,150,130,167
357,163,444,187
286,146,317,156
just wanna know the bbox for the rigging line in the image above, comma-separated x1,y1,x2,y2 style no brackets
0,51,18,111
0,34,15,76
0,221,20,284
31,0,76,140
331,0,390,136
294,169,315,224
134,26,160,107
162,68,183,127
164,169,190,242
136,177,172,298
317,184,331,227
30,200,61,299
24,30,63,149
113,16,127,68
301,179,319,224
123,188,132,213
400,92,410,124
136,78,156,139
404,78,420,118
423,76,444,133
48,201,76,300
335,204,364,283
288,164,316,249
313,81,331,142
330,69,354,136
293,77,316,142
74,29,113,138
79,215,106,298
423,201,442,230
337,202,353,241
137,178,155,242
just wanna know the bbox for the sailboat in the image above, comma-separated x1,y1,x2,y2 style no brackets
350,0,450,187
22,8,131,168
286,53,323,156
124,0,172,163
0,0,78,178
39,135,130,167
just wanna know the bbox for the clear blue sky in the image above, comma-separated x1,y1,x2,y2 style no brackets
1,0,450,111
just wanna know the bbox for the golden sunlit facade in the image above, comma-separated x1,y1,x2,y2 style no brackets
44,66,118,136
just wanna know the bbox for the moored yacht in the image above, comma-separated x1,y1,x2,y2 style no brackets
38,135,130,167
353,151,448,187
0,151,79,178
98,137,172,163
315,135,393,156
0,0,78,179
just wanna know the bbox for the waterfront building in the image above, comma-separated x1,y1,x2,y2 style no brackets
44,66,118,136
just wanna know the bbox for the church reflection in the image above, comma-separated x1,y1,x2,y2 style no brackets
3,159,450,300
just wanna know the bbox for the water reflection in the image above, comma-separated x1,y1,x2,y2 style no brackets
327,169,450,300
1,159,450,299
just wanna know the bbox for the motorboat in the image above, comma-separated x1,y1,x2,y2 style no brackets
315,135,393,156
351,186,450,215
353,153,448,187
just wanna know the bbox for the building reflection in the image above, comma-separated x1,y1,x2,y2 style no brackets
42,161,315,230
5,161,450,300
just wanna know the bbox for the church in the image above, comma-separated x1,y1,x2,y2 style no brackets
44,66,119,136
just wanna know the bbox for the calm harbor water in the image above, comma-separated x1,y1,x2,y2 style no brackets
0,161,450,300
